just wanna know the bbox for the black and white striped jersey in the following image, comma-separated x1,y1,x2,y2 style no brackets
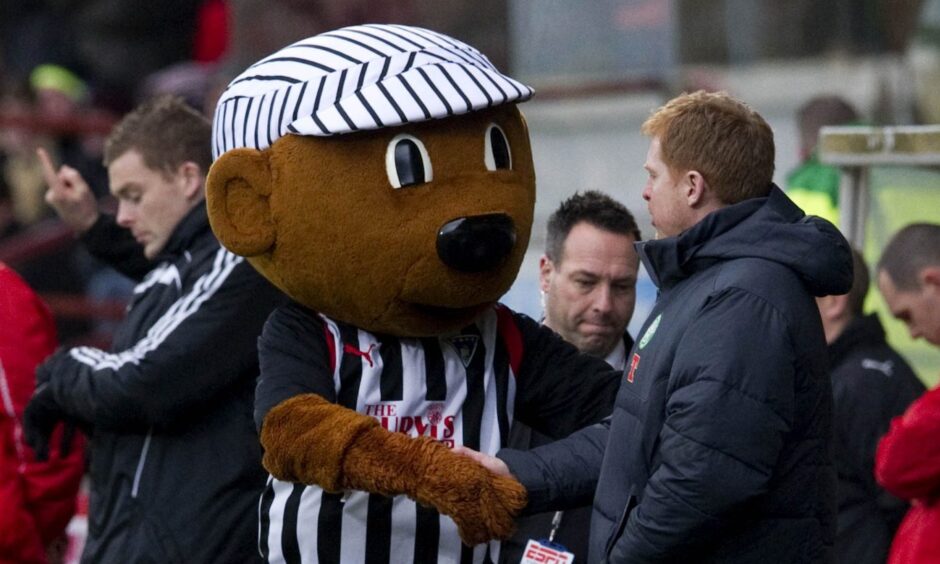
255,301,620,564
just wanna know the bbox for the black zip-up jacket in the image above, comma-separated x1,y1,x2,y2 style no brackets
43,205,284,563
828,313,925,564
500,186,853,563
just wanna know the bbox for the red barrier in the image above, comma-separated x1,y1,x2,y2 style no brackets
41,293,127,321
0,108,117,136
0,219,75,265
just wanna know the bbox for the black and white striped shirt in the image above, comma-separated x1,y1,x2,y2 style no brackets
255,301,620,564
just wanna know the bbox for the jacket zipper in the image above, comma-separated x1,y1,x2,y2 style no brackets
131,429,153,498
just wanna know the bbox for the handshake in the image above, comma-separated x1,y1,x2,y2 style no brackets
260,393,527,545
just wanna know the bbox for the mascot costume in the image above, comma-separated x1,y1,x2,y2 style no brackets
206,24,618,563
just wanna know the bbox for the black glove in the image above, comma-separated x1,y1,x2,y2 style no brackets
34,348,69,387
23,383,67,461
59,421,78,458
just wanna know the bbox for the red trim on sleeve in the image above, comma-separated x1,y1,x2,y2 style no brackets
323,322,336,374
494,304,523,376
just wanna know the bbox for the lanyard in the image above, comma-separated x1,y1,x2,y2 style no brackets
548,510,563,542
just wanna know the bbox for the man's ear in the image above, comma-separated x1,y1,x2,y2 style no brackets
817,293,849,322
539,255,554,293
178,161,204,201
206,148,276,257
685,170,708,207
921,265,940,293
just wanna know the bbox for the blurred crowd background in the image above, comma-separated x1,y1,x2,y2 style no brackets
1,0,939,380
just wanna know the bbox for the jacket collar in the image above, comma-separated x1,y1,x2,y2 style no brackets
637,189,772,290
827,313,887,368
152,203,211,262
637,185,852,297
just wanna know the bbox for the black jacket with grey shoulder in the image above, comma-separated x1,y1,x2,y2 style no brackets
499,186,853,563
43,205,284,563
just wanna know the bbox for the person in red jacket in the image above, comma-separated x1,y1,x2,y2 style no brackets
0,262,84,564
875,223,940,564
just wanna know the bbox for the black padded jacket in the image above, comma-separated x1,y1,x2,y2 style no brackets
500,186,853,563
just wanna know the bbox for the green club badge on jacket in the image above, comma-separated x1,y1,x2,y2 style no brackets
639,314,662,349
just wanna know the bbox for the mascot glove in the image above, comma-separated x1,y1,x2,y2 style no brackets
261,393,528,545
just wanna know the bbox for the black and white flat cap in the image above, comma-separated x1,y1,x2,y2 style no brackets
212,23,534,159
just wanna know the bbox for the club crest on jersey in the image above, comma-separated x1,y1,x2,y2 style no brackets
639,313,662,350
448,335,479,368
427,402,444,425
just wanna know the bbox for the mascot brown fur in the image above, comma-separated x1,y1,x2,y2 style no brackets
209,105,534,337
206,24,617,562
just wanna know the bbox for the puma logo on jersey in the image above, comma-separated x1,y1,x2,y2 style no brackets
344,343,376,367
861,358,894,377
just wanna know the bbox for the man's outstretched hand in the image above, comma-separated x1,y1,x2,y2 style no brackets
453,445,512,477
38,147,99,234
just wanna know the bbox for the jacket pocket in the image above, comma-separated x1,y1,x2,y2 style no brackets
604,493,638,562
119,505,185,564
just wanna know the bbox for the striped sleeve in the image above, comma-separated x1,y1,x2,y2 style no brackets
255,301,339,430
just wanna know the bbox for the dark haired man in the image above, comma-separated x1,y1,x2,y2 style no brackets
502,190,640,562
816,249,923,564
26,95,284,563
877,223,940,347
541,190,641,367
875,223,940,564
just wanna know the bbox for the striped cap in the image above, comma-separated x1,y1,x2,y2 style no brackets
212,24,534,159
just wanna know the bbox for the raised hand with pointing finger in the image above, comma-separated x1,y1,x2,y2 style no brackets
37,147,150,278
38,147,99,234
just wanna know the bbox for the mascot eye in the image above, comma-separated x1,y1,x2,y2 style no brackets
484,124,512,171
386,134,433,189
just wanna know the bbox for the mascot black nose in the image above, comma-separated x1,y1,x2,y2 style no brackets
437,214,516,272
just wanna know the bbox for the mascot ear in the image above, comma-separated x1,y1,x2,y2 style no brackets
206,148,276,257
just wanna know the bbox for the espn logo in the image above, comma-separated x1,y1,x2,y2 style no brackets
521,539,574,563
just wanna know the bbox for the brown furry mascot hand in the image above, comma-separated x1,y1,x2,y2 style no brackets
260,393,528,546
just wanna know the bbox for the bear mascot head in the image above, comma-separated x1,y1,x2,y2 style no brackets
208,25,535,337
206,24,617,560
